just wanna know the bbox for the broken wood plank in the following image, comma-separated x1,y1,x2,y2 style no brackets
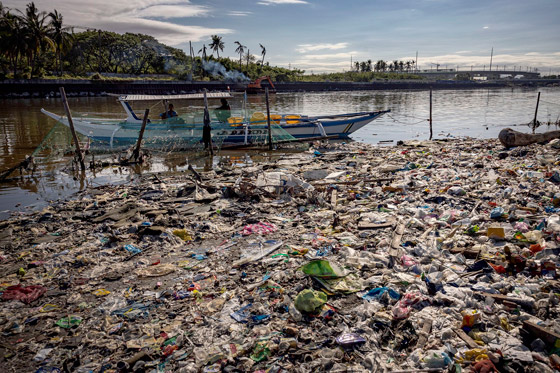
475,291,534,310
454,328,480,349
358,217,396,230
523,321,560,348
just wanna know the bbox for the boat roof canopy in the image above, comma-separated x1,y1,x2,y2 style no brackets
108,92,233,101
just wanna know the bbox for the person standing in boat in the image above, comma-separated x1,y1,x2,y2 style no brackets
214,98,231,122
160,103,178,119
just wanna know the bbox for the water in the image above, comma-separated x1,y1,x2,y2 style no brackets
1,87,559,218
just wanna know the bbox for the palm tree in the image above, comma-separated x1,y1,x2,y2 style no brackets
234,41,245,71
198,44,207,61
359,61,366,72
48,9,73,76
259,43,266,66
209,35,224,58
1,10,26,76
245,49,256,73
19,2,54,76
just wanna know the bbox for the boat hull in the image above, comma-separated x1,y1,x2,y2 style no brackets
41,109,388,147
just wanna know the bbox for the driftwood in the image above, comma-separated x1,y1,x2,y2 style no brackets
498,128,560,148
0,155,35,182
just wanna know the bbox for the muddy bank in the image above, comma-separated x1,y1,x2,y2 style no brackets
0,138,560,372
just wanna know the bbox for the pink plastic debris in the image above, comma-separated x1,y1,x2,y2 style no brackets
392,291,423,320
241,222,277,236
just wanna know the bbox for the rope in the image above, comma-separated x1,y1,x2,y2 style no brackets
540,99,560,107
386,113,428,125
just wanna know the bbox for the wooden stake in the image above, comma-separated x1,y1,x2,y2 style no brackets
265,87,273,150
202,89,213,155
59,87,85,170
132,108,149,161
429,87,433,140
532,91,541,133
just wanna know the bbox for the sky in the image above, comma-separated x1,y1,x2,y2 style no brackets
4,0,560,74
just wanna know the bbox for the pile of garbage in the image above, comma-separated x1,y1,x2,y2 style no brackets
1,137,560,373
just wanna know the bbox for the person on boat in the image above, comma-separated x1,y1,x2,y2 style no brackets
160,103,178,119
214,98,231,122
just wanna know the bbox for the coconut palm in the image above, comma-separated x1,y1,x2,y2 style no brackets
259,43,266,66
19,2,54,76
245,49,256,72
48,9,73,76
209,35,224,58
198,44,207,60
234,41,245,71
1,9,27,76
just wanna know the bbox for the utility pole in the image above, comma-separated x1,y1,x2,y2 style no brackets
489,47,493,71
415,51,418,73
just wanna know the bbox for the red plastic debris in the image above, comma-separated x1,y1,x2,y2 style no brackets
2,284,46,304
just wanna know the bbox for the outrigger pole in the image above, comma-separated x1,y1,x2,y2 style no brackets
132,109,150,161
59,87,85,171
265,87,273,150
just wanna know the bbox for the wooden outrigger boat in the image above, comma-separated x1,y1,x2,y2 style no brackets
41,93,389,148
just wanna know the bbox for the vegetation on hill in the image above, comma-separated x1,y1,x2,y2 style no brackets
0,2,424,82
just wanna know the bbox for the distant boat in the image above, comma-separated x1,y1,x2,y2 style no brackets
41,93,389,148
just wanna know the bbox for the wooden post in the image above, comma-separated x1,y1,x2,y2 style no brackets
532,91,541,133
429,87,433,140
59,87,85,170
132,109,149,161
202,89,213,155
265,87,273,150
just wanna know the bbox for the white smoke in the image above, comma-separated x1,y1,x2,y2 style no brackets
202,60,250,82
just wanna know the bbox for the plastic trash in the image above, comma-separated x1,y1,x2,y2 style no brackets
294,289,327,314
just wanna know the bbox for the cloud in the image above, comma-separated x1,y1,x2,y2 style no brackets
414,52,560,71
296,43,349,53
257,0,308,5
228,11,252,16
297,51,358,60
133,4,210,19
2,0,232,44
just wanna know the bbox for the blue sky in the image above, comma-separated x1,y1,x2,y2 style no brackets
5,0,560,74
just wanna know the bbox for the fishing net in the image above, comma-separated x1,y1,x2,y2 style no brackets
527,98,560,131
35,107,304,159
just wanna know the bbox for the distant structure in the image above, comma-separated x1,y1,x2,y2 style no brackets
414,69,540,80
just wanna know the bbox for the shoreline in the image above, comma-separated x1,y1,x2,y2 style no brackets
1,79,559,99
0,138,559,371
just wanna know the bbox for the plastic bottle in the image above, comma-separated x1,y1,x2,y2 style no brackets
288,302,302,322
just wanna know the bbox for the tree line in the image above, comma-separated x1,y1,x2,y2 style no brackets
353,59,417,73
0,2,303,81
0,2,419,82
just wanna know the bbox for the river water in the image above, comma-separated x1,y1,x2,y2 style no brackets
1,87,559,218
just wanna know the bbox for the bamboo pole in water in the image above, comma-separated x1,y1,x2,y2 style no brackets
132,109,150,161
59,87,85,171
429,87,433,140
266,87,273,150
203,89,213,155
532,91,541,133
